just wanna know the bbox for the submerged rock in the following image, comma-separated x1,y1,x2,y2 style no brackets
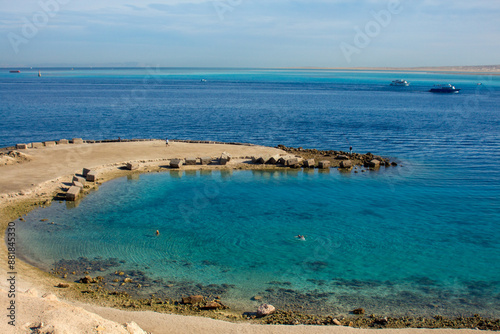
182,295,204,304
352,307,365,315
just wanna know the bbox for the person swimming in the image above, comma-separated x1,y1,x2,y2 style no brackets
296,235,306,241
156,230,160,236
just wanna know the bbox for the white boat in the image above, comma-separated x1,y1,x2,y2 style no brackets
390,79,409,86
429,84,460,93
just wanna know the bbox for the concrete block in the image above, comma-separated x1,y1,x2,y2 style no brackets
184,157,197,165
44,141,56,147
304,159,315,168
219,153,231,165
126,162,139,170
366,159,381,168
253,156,266,164
31,142,44,149
66,186,81,201
86,170,98,182
16,144,28,149
200,157,212,165
82,168,92,177
72,175,86,185
318,160,331,169
72,138,84,144
340,160,352,168
170,159,183,168
72,181,84,189
57,139,69,144
285,158,300,166
266,155,280,165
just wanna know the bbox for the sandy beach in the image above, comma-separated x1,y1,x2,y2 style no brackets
0,140,490,333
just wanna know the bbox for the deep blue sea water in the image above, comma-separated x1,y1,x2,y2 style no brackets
2,68,500,316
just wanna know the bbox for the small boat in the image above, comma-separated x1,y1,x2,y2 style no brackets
38,71,41,77
390,79,409,86
429,84,461,93
9,70,21,73
200,79,207,82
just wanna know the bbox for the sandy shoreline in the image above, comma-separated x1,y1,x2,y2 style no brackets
0,140,493,333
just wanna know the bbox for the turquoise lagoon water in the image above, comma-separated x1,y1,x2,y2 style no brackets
2,68,500,316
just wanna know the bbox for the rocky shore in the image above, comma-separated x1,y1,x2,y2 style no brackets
1,139,498,333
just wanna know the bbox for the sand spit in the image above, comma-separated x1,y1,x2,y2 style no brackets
0,140,494,333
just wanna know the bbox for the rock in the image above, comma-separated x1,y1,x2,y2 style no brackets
56,283,70,288
202,301,222,310
16,144,28,149
252,296,263,301
43,141,56,147
184,157,197,165
318,160,331,169
124,321,147,334
391,162,398,166
256,303,276,317
86,170,98,182
66,186,81,201
365,159,381,168
200,157,212,165
352,307,365,315
336,154,349,160
170,159,183,168
72,138,84,144
303,159,315,168
340,160,352,168
333,318,342,326
123,278,133,283
182,295,204,304
126,162,139,170
79,275,94,284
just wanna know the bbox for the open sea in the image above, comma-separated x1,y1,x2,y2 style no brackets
2,68,500,317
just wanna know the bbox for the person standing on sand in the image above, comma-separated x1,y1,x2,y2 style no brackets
349,146,352,154
166,137,169,146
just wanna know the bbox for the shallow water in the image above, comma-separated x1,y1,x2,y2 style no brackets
3,68,500,316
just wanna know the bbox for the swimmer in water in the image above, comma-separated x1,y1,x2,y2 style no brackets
296,235,306,241
156,230,160,236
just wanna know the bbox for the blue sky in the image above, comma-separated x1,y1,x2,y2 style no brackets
1,0,499,67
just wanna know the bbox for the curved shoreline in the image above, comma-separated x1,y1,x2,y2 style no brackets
0,140,496,333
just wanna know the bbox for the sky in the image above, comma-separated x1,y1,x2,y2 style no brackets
1,0,499,68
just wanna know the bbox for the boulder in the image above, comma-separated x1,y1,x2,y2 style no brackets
318,160,331,169
57,139,69,145
43,141,56,147
72,175,86,185
86,170,98,182
56,283,70,288
202,301,222,310
79,276,94,284
303,159,315,168
182,295,204,304
336,154,349,160
66,186,81,201
170,159,183,168
285,157,300,167
16,144,28,149
200,157,212,165
256,303,276,317
391,162,398,166
126,162,139,170
340,160,352,168
72,138,84,144
82,168,92,177
184,157,197,165
366,159,380,168
333,318,342,326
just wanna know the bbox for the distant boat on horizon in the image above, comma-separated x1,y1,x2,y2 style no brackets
9,70,21,73
390,79,409,86
38,71,41,77
429,84,460,93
